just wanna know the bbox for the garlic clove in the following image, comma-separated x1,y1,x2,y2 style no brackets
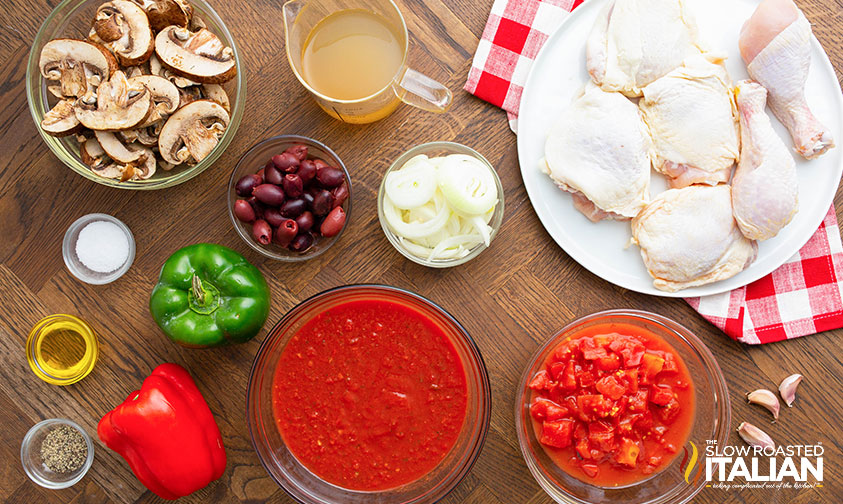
747,389,780,420
737,422,775,449
779,374,803,407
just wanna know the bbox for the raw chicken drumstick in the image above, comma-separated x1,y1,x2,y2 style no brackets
732,80,798,241
739,0,834,159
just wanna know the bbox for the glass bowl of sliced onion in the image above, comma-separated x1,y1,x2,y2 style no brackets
378,142,504,268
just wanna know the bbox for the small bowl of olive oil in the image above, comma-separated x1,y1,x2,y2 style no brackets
26,314,98,386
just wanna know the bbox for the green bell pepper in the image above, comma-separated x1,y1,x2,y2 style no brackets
149,243,270,348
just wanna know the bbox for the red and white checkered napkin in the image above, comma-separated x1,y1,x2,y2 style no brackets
464,0,584,132
686,207,843,344
465,0,843,343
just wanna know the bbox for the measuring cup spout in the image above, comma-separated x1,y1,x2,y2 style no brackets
282,0,304,34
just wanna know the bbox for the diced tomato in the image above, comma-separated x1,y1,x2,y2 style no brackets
588,421,615,452
593,334,614,348
662,352,678,373
615,437,640,467
628,389,649,412
654,397,681,423
531,398,569,421
620,369,639,393
553,341,575,361
580,462,599,478
578,394,612,419
634,411,654,431
640,353,665,384
610,338,645,368
582,339,609,360
549,362,566,381
595,375,626,400
595,353,621,371
576,438,591,459
577,370,595,388
561,361,577,391
529,370,552,391
617,413,638,435
649,385,674,406
541,419,575,448
574,421,588,440
651,425,668,437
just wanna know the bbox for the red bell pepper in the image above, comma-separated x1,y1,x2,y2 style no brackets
98,363,227,500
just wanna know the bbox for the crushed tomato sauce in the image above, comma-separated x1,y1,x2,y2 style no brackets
273,298,468,491
528,322,695,486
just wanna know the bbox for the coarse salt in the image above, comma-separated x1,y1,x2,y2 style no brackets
75,221,130,273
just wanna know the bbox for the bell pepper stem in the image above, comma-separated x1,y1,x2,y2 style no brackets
192,275,205,304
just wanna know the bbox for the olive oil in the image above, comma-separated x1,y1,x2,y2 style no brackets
301,9,404,101
27,315,98,385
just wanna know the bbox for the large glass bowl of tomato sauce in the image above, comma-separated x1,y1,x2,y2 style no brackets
247,284,491,503
516,310,730,504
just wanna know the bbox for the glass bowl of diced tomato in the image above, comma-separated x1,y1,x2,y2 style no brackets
516,310,730,504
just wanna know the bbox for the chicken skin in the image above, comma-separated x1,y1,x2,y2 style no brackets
739,0,834,159
631,185,757,292
586,0,702,97
731,80,798,240
542,84,651,222
639,55,740,188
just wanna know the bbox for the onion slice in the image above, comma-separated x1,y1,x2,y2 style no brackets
384,156,437,210
383,193,450,239
438,155,498,215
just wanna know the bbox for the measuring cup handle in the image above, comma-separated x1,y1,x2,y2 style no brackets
394,68,453,113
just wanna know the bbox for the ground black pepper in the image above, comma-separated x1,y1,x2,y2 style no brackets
40,425,87,473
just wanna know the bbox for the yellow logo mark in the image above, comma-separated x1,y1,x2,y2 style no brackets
684,442,699,484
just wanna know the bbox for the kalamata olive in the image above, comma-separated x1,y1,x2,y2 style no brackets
233,199,256,223
297,160,317,185
313,159,329,170
289,232,314,252
286,144,308,161
274,219,298,247
252,219,272,245
272,152,300,173
280,198,307,218
264,164,284,185
320,206,346,237
331,182,349,209
316,166,345,188
246,196,264,217
295,211,314,232
263,207,286,227
282,173,304,198
253,184,285,206
311,189,334,216
302,191,315,209
256,168,265,181
235,174,262,197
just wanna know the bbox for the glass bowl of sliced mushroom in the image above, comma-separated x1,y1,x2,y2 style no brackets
26,0,244,189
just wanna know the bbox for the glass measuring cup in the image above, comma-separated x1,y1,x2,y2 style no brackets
283,0,453,124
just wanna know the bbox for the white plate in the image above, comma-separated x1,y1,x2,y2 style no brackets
517,0,843,298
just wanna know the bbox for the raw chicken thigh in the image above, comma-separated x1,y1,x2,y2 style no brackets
732,80,798,240
639,55,740,188
542,84,651,222
586,0,702,97
631,185,757,292
739,0,834,159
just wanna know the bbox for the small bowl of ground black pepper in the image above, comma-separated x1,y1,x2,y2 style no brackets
21,418,94,489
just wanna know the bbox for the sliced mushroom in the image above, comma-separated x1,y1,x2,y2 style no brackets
130,0,192,31
41,99,82,136
201,83,230,113
136,122,163,145
129,144,157,179
39,38,117,98
154,26,236,84
125,61,150,78
158,99,229,165
178,85,202,108
80,137,110,169
90,0,154,66
74,70,153,130
95,130,144,163
158,157,176,171
128,75,179,126
118,128,139,143
149,53,199,88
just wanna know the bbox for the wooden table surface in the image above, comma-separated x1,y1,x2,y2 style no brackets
1,0,842,503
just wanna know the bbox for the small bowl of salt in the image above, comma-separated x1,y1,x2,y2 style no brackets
63,214,135,285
